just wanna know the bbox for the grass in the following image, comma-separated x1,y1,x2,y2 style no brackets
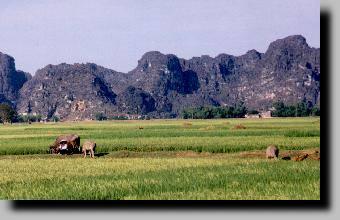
0,118,320,155
0,117,320,200
0,154,319,200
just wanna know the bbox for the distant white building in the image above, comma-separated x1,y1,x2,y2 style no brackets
245,113,260,119
260,111,272,118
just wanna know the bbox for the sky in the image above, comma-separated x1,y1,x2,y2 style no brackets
0,0,320,74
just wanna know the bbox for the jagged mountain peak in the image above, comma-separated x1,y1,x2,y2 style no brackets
135,51,181,72
265,35,309,54
0,52,15,66
0,51,31,104
36,62,105,75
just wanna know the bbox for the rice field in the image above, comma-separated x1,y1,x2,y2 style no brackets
0,117,320,200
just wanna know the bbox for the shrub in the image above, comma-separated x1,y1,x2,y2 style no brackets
271,101,319,117
181,102,247,119
248,109,259,114
95,113,107,121
51,115,60,122
111,115,128,120
17,114,44,123
0,104,18,124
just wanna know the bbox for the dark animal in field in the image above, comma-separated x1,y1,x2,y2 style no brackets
266,145,279,159
49,134,80,154
82,140,96,158
281,156,291,160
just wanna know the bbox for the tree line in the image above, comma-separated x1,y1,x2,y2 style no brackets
0,104,60,124
0,100,320,123
271,101,320,117
181,102,247,119
181,101,320,119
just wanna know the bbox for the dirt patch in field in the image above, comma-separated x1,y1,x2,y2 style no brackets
0,148,320,160
175,151,213,158
105,150,217,158
238,148,320,161
182,122,193,128
199,125,216,131
221,121,230,125
231,124,246,130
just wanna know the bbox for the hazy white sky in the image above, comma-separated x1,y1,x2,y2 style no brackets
0,0,320,74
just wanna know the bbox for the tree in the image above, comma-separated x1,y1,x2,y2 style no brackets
271,100,319,117
233,101,247,118
271,101,285,117
212,107,223,118
248,109,259,114
35,114,43,122
182,108,195,119
95,112,107,121
0,104,17,124
286,105,296,117
181,104,249,119
311,106,320,116
296,101,309,117
51,115,60,122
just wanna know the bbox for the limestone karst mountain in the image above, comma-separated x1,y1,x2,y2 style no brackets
0,35,320,120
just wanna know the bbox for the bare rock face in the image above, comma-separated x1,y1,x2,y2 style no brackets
0,52,31,105
17,63,119,120
126,51,200,115
116,86,156,115
266,145,279,159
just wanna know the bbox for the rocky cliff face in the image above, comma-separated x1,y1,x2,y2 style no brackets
0,52,31,105
124,35,320,115
1,35,320,120
17,63,121,120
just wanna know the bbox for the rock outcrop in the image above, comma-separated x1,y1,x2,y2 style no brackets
0,52,31,105
17,63,120,120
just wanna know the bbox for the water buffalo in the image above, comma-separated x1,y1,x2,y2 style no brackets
266,145,279,159
49,134,81,154
82,140,96,158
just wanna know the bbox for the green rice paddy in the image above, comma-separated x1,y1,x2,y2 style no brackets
0,118,320,200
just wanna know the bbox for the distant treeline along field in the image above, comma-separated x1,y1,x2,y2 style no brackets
0,100,320,123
